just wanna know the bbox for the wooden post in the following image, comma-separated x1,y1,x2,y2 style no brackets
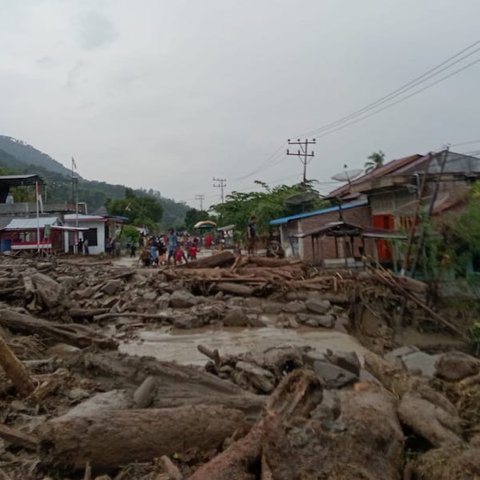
0,335,35,396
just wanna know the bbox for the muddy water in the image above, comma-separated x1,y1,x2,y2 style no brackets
119,325,368,366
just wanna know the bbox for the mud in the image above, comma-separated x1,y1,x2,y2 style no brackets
120,325,368,366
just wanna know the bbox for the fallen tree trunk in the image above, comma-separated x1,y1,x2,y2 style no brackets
0,423,39,450
183,251,235,269
0,309,117,350
71,352,264,416
189,370,322,480
0,334,35,396
215,282,256,296
38,405,248,471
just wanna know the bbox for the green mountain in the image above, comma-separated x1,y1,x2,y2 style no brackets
0,138,188,230
0,135,73,177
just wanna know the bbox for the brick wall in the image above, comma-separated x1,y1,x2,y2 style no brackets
299,205,374,263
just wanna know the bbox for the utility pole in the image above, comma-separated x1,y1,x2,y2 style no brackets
195,194,205,211
287,138,316,183
213,178,226,203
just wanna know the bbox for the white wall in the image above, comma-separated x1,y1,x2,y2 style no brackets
63,221,106,255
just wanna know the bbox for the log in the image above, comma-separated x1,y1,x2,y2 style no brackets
69,308,110,319
189,370,322,480
73,352,265,416
183,251,235,269
0,309,117,350
0,334,35,396
246,257,303,268
38,405,248,471
0,423,39,450
215,282,255,296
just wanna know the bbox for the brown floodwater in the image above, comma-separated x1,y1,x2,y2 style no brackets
119,325,368,366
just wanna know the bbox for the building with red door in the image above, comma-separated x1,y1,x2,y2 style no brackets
329,149,480,264
270,149,480,266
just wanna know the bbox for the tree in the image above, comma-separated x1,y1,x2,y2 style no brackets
211,181,325,242
364,150,385,173
106,188,163,233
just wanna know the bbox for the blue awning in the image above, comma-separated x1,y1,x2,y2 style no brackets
269,200,368,226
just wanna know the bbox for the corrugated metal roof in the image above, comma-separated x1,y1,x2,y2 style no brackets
64,214,106,222
3,216,60,230
269,199,368,226
328,154,422,198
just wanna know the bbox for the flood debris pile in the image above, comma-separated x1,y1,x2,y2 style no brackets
0,253,479,479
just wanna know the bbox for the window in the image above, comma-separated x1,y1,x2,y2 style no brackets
83,228,98,247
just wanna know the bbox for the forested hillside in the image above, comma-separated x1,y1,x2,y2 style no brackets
0,138,188,229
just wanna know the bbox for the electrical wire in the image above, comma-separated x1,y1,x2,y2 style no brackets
299,39,480,138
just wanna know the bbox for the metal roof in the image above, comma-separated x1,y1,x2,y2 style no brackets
64,214,106,222
3,216,60,230
269,200,368,226
0,174,43,186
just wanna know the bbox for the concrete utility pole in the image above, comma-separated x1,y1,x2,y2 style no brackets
195,194,205,211
212,178,226,203
287,138,316,183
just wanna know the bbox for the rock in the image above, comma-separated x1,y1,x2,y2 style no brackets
56,276,77,292
401,351,438,378
30,272,64,308
285,291,309,301
47,343,81,357
143,291,157,301
262,302,284,314
173,314,204,329
313,360,358,389
298,313,335,328
275,313,300,329
169,290,197,309
282,301,306,314
101,279,123,296
245,314,267,327
435,351,480,381
305,298,331,315
76,286,95,300
156,293,171,309
66,388,91,402
385,345,420,367
223,308,249,327
235,361,276,393
325,350,361,376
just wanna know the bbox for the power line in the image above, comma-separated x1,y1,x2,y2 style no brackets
194,194,205,210
300,39,480,138
212,177,227,203
287,138,316,183
231,40,480,184
308,56,480,141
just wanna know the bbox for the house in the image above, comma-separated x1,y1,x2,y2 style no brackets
0,216,63,253
269,199,378,264
329,149,480,263
63,213,123,255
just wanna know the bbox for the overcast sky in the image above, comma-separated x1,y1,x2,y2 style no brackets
1,0,479,207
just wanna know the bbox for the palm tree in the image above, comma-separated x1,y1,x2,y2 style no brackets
364,150,385,173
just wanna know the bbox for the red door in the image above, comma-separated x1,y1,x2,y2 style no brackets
373,215,394,261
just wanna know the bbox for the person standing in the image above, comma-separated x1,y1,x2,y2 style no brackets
167,228,178,266
247,216,257,255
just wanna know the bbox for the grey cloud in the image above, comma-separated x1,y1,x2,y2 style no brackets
74,10,117,50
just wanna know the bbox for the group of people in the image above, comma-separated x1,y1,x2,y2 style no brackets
139,229,199,267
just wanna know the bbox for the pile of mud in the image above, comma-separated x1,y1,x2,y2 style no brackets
0,254,478,479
